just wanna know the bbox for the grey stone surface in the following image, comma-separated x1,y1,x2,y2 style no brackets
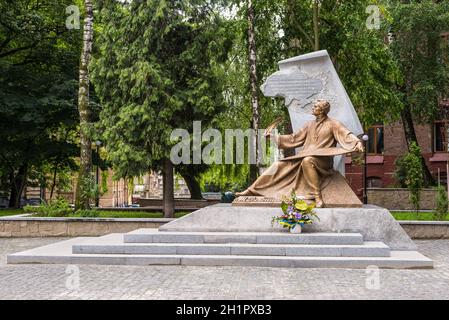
285,242,390,257
255,233,363,245
230,244,286,256
307,206,417,251
399,221,449,239
6,232,431,269
158,204,285,233
126,228,364,245
0,237,447,299
71,240,390,258
176,245,231,256
204,234,258,244
160,204,416,250
71,234,388,257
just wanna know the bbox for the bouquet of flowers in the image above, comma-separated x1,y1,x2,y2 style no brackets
272,191,319,231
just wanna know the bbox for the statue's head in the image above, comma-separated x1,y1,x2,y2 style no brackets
312,99,331,116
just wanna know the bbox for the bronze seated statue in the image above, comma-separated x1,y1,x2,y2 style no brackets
235,99,364,208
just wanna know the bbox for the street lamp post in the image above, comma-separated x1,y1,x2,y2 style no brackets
95,140,102,207
362,134,369,205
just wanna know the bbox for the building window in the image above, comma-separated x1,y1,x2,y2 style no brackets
367,125,384,155
367,177,383,188
434,121,448,152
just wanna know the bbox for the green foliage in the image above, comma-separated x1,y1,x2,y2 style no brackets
433,185,448,221
0,209,24,217
394,142,424,212
390,0,449,123
79,176,100,204
209,0,406,189
92,0,232,178
101,170,109,195
200,164,250,193
392,211,449,221
24,198,73,217
271,0,404,126
0,0,82,206
321,0,404,125
73,209,100,218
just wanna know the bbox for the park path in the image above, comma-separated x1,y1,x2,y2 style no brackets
0,237,448,300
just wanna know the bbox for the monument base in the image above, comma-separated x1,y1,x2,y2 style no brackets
7,204,433,269
161,204,416,251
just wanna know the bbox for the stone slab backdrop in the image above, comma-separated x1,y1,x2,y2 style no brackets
261,50,364,175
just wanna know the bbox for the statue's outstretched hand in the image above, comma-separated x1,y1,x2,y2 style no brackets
355,141,364,153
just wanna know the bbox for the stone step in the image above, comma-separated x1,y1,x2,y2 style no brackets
72,241,390,257
6,236,433,269
124,229,364,245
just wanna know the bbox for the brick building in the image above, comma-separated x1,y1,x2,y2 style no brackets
346,31,449,199
346,106,449,198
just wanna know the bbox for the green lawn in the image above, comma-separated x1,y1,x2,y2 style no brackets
391,211,449,221
90,211,190,219
32,210,190,219
22,208,449,221
0,209,24,217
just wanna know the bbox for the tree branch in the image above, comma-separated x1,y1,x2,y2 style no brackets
297,24,315,49
0,44,36,58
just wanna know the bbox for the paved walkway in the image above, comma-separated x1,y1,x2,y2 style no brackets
0,237,448,300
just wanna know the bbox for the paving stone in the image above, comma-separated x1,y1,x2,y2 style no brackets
0,237,448,300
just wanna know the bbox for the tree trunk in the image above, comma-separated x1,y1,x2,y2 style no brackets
75,0,94,210
313,0,320,51
8,164,28,208
50,164,57,200
163,158,175,218
8,170,17,208
282,0,299,159
181,172,203,200
400,106,435,186
247,0,261,183
282,109,296,158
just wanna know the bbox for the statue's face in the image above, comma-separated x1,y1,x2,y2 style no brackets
312,103,323,116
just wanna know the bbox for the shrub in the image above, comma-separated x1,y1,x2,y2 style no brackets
433,185,448,221
393,142,424,212
24,198,72,217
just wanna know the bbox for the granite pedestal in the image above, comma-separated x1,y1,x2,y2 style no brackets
7,204,433,269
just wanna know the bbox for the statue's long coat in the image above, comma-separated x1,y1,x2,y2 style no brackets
246,116,360,199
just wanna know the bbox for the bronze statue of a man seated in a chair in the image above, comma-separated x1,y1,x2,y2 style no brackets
236,99,364,208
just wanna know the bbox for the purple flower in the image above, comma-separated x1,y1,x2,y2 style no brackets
295,212,302,219
287,206,294,214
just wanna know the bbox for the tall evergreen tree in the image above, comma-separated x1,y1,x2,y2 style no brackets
92,0,230,217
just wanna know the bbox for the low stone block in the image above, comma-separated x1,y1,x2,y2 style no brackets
231,245,285,256
176,245,230,255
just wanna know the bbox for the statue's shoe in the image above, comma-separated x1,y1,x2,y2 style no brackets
297,195,315,200
314,196,324,208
